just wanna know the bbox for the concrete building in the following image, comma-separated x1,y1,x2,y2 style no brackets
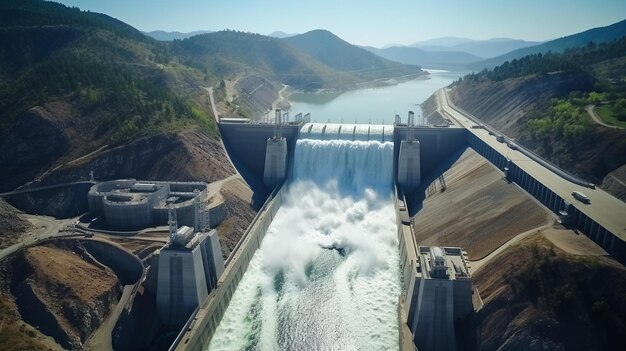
88,179,226,230
405,246,473,351
156,208,225,327
263,109,288,189
397,111,421,194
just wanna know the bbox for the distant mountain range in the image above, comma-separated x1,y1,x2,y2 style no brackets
469,19,626,70
411,37,543,58
143,30,212,41
268,31,297,39
363,46,482,70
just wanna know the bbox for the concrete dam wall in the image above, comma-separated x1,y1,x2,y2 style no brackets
219,123,300,196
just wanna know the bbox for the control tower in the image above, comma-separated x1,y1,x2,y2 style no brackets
405,246,473,351
156,207,224,326
397,111,421,194
263,109,288,189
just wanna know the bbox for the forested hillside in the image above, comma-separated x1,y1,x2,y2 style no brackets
449,37,626,200
0,0,421,192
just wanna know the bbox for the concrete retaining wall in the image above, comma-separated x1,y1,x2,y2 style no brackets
81,239,144,285
173,184,287,351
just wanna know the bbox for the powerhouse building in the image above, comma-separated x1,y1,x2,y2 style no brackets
88,179,225,230
156,209,225,327
405,246,473,351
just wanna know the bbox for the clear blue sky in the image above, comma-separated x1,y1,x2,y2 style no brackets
56,0,625,47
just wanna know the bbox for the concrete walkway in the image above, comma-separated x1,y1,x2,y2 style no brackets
585,104,624,130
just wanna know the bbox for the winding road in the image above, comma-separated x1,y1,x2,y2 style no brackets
585,104,624,130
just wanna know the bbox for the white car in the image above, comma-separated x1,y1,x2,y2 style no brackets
572,191,591,204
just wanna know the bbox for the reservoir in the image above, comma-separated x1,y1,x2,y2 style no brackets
287,69,465,124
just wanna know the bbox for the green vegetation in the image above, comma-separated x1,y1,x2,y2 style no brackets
0,0,220,144
460,38,626,83
459,37,626,138
527,99,591,139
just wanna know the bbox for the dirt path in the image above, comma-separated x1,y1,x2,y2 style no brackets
271,84,289,113
585,104,624,130
470,222,553,273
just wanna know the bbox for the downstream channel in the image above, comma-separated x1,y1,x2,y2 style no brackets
210,139,399,350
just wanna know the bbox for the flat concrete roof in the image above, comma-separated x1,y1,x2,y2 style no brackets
419,246,470,280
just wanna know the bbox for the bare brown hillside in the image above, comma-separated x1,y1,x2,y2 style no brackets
460,233,626,351
0,95,232,193
0,199,32,249
0,241,122,350
412,148,550,260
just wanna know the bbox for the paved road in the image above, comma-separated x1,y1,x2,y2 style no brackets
0,215,77,260
585,104,624,130
439,89,626,241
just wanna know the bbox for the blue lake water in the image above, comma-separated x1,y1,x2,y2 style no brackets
286,69,465,125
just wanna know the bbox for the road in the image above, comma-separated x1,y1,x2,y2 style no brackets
439,88,626,242
0,181,95,197
585,104,624,130
0,215,78,260
206,87,220,123
84,284,137,351
471,223,553,273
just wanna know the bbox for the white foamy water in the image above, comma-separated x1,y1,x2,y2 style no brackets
209,139,400,351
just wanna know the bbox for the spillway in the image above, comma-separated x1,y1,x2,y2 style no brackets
208,138,400,350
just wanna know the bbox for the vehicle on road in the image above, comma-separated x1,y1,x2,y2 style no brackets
496,135,505,142
572,191,591,204
507,142,518,150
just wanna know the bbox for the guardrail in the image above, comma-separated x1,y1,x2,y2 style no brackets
442,89,595,189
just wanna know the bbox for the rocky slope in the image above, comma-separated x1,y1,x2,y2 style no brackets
0,241,122,350
460,233,626,351
0,199,32,249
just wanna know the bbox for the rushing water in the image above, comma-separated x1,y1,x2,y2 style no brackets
209,139,400,351
287,69,465,124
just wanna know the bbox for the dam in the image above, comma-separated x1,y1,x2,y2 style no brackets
173,103,626,350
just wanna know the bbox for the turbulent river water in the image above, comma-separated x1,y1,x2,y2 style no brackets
209,139,400,350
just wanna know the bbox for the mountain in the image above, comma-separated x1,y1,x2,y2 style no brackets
268,31,297,38
172,31,361,91
423,38,542,58
364,46,482,69
470,19,626,70
143,30,212,41
282,29,421,81
411,36,474,48
0,0,224,192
